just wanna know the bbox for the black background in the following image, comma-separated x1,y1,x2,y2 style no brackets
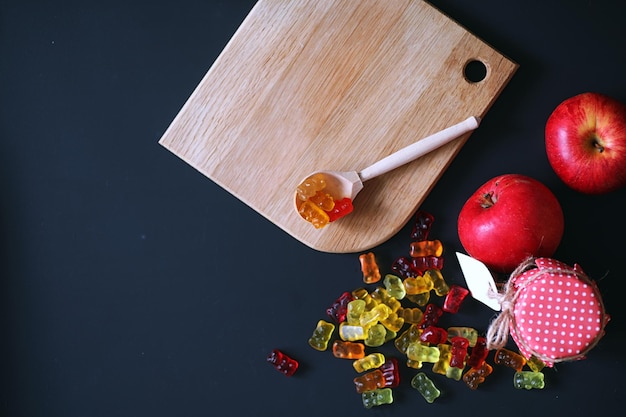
2,1,625,416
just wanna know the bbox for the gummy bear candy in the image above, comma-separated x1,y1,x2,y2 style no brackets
326,291,354,323
391,256,415,278
410,256,444,275
354,353,386,373
326,198,353,222
446,365,463,381
407,342,440,363
410,210,435,241
494,348,527,371
432,343,451,376
332,340,365,359
513,371,545,390
443,285,469,314
449,336,469,369
346,299,366,325
308,320,335,351
394,324,422,354
411,372,440,403
296,173,326,201
418,304,443,329
339,322,366,341
526,356,546,373
466,337,489,369
403,275,433,295
379,358,401,388
424,269,449,296
266,349,299,377
397,307,424,325
409,240,443,257
359,252,381,284
298,200,330,229
383,274,406,300
420,326,448,345
462,362,493,390
365,324,387,347
309,190,335,211
361,388,393,409
354,369,386,393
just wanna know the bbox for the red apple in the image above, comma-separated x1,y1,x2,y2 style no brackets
457,174,564,274
545,92,626,194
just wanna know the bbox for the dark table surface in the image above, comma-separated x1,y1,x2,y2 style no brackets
2,1,625,415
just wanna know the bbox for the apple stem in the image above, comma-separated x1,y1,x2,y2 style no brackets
480,192,496,208
593,139,605,153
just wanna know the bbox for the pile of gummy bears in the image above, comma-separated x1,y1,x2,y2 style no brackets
295,173,353,229
268,211,548,408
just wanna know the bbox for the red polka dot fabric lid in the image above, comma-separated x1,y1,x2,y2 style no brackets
509,258,610,367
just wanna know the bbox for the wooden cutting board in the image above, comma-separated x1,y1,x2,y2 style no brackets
159,0,517,253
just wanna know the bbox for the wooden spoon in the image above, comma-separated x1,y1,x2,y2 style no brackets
295,116,480,216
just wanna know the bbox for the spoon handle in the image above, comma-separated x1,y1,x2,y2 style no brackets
358,116,480,182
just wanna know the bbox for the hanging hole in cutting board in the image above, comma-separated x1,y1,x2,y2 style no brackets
464,59,488,83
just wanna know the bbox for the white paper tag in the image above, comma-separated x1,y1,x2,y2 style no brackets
455,252,501,311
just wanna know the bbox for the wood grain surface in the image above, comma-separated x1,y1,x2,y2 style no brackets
159,0,518,253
